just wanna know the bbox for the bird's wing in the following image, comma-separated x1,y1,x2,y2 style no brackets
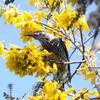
50,38,69,60
51,38,71,81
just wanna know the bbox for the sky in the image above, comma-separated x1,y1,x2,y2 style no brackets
0,0,97,100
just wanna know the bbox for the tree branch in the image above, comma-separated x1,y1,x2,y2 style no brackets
80,26,85,59
70,62,83,79
45,58,86,64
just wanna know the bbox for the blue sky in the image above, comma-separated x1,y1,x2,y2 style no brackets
0,0,97,99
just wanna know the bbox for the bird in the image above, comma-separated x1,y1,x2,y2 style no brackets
26,32,69,60
4,0,14,5
26,32,71,82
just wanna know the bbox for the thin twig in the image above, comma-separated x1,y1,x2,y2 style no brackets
69,48,77,58
64,60,86,64
35,21,63,35
84,34,95,44
45,58,86,64
65,35,82,53
70,62,83,79
67,83,76,94
71,28,76,43
80,26,85,59
74,90,88,100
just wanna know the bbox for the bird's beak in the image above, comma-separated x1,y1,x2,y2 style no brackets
26,34,34,37
26,33,40,40
26,33,40,37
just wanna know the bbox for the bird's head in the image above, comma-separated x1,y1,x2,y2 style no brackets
26,33,48,41
34,33,46,39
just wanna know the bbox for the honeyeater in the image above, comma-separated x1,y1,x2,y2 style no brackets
27,33,71,82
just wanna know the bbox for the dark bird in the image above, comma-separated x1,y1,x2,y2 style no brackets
26,32,69,60
26,33,71,82
4,0,14,5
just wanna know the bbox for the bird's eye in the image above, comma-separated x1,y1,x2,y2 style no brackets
34,32,40,36
36,33,40,35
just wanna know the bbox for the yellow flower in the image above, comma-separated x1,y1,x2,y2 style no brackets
78,63,88,75
54,6,77,29
84,71,96,84
85,50,96,59
5,43,47,77
72,88,88,100
65,40,71,50
84,93,89,100
52,63,58,73
34,10,46,22
13,11,33,24
29,96,42,100
59,92,67,100
3,5,18,24
29,81,74,100
28,0,36,5
0,42,4,56
48,0,57,7
16,20,42,42
65,87,75,95
43,81,59,94
74,15,90,31
21,11,33,21
3,6,43,43
89,90,100,97
5,43,57,77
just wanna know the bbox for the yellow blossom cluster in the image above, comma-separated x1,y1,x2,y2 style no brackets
74,15,89,31
27,0,58,8
54,6,77,29
84,70,97,84
33,10,46,22
72,88,100,100
79,63,96,84
47,0,58,7
3,5,44,42
3,5,19,24
65,40,71,50
29,81,74,100
5,43,57,77
78,50,97,84
76,49,97,84
0,42,4,56
78,62,97,84
16,20,42,42
54,6,89,31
